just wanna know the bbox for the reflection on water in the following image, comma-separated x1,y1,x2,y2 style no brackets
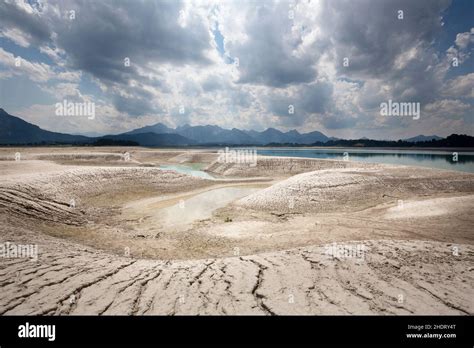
160,186,259,228
259,149,474,173
160,164,214,179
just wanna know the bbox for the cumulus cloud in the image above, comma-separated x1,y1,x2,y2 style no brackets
0,47,53,82
443,73,474,98
424,98,471,117
455,28,474,50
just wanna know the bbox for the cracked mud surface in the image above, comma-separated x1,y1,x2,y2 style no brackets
0,147,473,315
1,232,472,315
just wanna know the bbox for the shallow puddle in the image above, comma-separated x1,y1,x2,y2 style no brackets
124,186,261,231
159,186,259,228
159,164,214,179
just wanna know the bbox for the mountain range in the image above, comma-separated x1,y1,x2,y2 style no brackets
125,122,329,145
0,108,329,146
0,108,447,147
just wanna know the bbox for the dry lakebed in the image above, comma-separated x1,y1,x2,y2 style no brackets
0,147,473,315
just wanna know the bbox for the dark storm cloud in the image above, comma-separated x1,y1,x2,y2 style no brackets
0,1,52,45
110,83,163,117
54,0,213,84
51,0,214,115
229,2,317,88
0,0,216,116
323,0,451,77
320,0,452,105
266,81,333,129
1,0,215,116
220,0,460,133
300,82,333,114
113,94,155,117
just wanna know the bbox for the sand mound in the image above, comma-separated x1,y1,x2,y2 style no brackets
384,195,474,219
237,166,474,213
0,167,210,226
205,156,375,177
34,153,126,162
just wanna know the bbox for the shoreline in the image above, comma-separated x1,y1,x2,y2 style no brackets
1,144,474,152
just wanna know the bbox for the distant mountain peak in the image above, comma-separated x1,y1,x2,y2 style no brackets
177,123,191,129
405,134,443,142
287,129,300,135
263,127,282,133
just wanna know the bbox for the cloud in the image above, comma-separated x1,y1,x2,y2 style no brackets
443,73,474,98
0,0,51,45
51,1,215,83
424,99,471,117
300,81,333,114
220,1,318,87
113,94,156,117
0,47,53,82
455,28,474,50
0,0,472,138
0,27,31,47
446,28,474,67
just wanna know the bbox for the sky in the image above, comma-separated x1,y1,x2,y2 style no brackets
0,0,472,139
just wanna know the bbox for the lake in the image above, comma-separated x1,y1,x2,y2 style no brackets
159,164,215,179
258,148,474,173
158,186,260,229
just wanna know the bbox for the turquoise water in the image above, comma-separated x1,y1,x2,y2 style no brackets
258,148,474,173
159,164,215,179
159,186,259,228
